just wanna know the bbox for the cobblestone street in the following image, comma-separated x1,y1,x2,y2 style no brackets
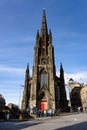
0,113,87,130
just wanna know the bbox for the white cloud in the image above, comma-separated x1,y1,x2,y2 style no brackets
0,65,26,106
0,65,25,75
0,36,34,45
57,71,87,84
57,71,87,100
65,71,87,84
0,85,24,106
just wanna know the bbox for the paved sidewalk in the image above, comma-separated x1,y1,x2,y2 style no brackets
0,112,80,122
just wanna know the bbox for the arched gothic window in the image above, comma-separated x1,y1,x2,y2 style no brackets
41,71,48,88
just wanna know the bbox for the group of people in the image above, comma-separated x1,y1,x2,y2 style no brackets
36,109,56,118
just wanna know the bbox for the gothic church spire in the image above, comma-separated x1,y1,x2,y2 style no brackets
25,63,30,81
60,63,64,75
41,9,48,35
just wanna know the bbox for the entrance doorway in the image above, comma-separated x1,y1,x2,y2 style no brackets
40,100,48,110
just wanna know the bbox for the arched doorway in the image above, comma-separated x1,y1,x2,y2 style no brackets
40,99,48,110
38,91,48,110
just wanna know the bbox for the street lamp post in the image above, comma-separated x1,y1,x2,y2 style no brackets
19,85,24,109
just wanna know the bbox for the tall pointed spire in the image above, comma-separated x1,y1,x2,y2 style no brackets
60,62,64,82
36,30,39,38
24,63,30,110
60,63,64,74
25,63,30,80
49,29,52,43
41,9,48,35
59,63,68,112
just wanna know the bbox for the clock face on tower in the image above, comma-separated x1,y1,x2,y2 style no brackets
41,59,47,64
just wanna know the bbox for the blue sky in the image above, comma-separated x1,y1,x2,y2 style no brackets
0,0,87,106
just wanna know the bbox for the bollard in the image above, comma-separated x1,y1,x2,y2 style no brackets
19,114,23,120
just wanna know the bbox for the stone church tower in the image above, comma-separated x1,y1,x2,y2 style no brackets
21,10,68,112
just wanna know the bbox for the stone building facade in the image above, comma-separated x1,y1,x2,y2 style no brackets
0,94,5,108
80,85,87,111
68,78,87,111
68,79,82,111
21,10,68,112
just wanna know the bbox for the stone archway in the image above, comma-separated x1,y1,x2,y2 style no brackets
38,91,48,110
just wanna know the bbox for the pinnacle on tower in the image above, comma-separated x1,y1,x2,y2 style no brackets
49,29,52,36
27,63,29,70
41,9,48,35
49,29,52,43
60,63,64,73
25,63,30,80
36,30,39,38
60,62,64,81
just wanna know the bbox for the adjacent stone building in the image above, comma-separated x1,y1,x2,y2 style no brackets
0,94,5,108
68,78,87,112
21,10,68,112
80,85,87,111
68,79,82,111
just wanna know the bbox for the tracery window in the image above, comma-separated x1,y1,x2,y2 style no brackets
41,71,48,88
